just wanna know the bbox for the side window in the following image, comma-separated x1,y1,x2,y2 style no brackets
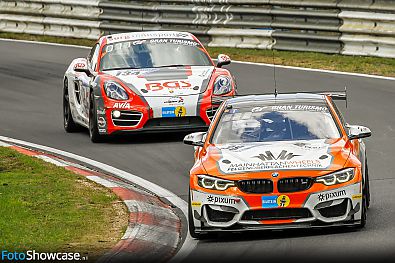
331,99,348,133
87,44,100,71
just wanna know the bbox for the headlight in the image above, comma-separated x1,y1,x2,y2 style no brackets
213,76,232,95
316,168,355,186
104,81,129,100
197,174,235,191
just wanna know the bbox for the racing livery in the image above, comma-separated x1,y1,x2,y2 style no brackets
184,92,372,238
63,31,236,142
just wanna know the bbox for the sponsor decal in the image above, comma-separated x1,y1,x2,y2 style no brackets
218,142,332,173
262,195,291,208
318,189,347,202
191,201,202,207
262,196,278,208
207,195,240,205
352,194,362,200
73,62,86,69
97,117,106,128
254,150,300,161
112,102,131,109
97,109,106,115
162,106,187,117
145,81,192,92
164,96,184,105
272,105,328,112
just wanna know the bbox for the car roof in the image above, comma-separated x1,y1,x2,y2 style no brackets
101,31,195,45
226,93,328,106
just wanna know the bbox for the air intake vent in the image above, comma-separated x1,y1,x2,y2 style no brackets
237,179,273,194
278,177,313,193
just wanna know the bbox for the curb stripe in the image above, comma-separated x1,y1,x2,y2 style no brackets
0,139,186,263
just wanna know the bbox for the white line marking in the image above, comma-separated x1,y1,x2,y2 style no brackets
0,38,90,49
0,142,11,147
0,135,197,261
36,155,68,167
86,175,119,188
1,38,394,80
124,200,179,221
232,60,395,81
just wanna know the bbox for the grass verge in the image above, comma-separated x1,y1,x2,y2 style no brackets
0,146,128,261
1,32,394,77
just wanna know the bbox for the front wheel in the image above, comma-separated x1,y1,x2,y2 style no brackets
63,79,79,132
89,93,105,143
188,190,201,239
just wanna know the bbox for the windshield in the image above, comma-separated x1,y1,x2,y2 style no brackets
212,102,341,144
100,38,212,71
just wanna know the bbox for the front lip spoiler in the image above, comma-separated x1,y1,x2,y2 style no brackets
196,220,360,233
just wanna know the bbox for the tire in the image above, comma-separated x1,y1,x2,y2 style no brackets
365,160,371,209
188,190,201,239
63,78,79,132
356,183,367,229
89,92,105,143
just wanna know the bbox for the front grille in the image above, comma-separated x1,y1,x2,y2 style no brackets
241,208,312,221
112,110,142,127
318,199,348,218
206,107,218,121
206,206,235,222
278,177,313,193
144,117,206,128
237,179,273,194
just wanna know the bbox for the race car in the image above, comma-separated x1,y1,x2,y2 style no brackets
63,31,236,142
184,92,371,238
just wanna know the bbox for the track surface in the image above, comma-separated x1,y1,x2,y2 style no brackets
1,40,395,262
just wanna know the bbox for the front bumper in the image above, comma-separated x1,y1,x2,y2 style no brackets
190,183,362,232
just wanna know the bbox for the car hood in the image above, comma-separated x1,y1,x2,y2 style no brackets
202,139,350,176
104,66,214,97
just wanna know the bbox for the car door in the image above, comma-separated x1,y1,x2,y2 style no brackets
80,44,100,123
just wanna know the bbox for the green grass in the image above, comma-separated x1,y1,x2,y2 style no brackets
1,32,394,77
0,147,128,260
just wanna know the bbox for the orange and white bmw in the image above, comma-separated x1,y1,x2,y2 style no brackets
184,92,372,238
63,31,236,142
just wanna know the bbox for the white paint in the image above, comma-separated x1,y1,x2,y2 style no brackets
0,141,11,147
86,175,118,188
36,155,68,167
0,135,197,261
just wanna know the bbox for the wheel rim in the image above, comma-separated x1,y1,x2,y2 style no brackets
63,85,69,127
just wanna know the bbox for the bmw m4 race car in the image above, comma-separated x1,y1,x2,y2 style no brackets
63,31,236,142
184,92,372,238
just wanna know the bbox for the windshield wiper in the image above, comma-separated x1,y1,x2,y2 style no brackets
102,66,140,71
154,64,189,68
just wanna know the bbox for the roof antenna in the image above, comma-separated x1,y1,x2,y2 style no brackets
272,48,278,98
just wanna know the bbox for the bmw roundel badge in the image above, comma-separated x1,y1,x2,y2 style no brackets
272,172,279,178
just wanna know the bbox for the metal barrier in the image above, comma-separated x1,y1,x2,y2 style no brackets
0,0,394,58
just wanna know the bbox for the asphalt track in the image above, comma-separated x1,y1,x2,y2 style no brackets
1,39,395,263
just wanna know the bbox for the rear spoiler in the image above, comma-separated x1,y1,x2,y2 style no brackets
211,87,348,107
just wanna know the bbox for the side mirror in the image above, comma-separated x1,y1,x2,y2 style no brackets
216,54,231,68
73,59,92,76
184,132,206,147
348,125,371,140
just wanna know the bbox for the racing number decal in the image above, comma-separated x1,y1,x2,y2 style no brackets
175,106,186,117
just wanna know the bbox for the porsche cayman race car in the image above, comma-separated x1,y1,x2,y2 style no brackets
184,92,371,238
63,31,236,142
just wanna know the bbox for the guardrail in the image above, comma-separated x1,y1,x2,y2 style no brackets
0,0,394,58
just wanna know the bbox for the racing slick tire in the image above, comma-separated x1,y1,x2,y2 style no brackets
365,160,371,209
63,78,80,133
356,182,368,229
188,190,201,239
89,92,105,143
